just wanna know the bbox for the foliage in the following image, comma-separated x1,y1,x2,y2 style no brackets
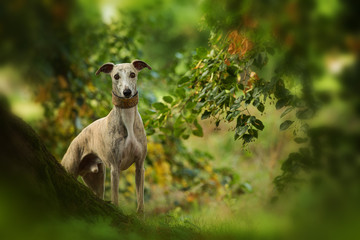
146,0,349,145
143,0,360,204
146,30,274,144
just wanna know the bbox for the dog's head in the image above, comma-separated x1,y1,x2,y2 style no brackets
95,60,151,98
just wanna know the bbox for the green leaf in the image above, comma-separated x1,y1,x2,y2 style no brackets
280,120,294,131
158,114,166,123
216,95,227,106
240,182,253,193
254,52,268,68
280,107,294,118
245,98,252,107
238,83,244,90
215,120,220,127
230,102,240,111
174,127,186,137
232,110,241,118
219,62,227,71
196,47,208,59
175,88,186,98
192,129,203,137
226,111,233,121
236,125,249,137
236,115,250,128
184,114,195,123
201,110,211,120
266,47,275,55
294,137,308,143
192,120,203,137
145,109,156,115
248,129,258,138
174,117,184,128
214,90,225,100
194,119,203,129
257,103,265,112
201,70,209,79
178,76,190,86
276,98,290,110
163,96,173,104
253,119,264,130
243,134,253,143
223,76,237,85
274,79,290,99
234,95,244,104
185,101,197,109
146,128,155,135
210,86,219,96
160,127,171,134
296,108,314,119
195,101,206,111
248,116,256,124
182,128,192,139
182,134,190,140
300,123,309,133
152,102,168,111
227,66,237,76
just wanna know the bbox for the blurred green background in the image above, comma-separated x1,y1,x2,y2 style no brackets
0,0,359,239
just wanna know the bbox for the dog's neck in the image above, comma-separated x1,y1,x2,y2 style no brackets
109,90,139,136
110,105,137,138
112,91,138,109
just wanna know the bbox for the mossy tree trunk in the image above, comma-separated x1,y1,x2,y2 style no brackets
0,100,129,226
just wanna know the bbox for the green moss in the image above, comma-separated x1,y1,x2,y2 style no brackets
0,104,130,226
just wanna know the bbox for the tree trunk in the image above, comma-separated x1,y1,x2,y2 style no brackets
0,99,129,226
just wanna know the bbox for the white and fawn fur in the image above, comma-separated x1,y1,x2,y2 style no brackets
61,60,151,213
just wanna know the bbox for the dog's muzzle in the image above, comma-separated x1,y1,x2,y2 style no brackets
112,91,139,109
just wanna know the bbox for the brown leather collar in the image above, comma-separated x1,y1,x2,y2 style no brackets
112,91,138,109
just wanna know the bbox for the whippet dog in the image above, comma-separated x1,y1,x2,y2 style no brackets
61,60,151,213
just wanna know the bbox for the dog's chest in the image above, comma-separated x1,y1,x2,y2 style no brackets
107,114,144,169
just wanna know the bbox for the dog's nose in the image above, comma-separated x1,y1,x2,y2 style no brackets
123,89,132,98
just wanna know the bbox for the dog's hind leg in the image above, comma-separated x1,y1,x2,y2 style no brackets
82,163,105,199
79,154,105,199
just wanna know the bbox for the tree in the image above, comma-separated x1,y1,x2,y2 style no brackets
0,99,128,224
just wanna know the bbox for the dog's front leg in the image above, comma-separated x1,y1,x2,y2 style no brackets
135,162,145,213
110,166,119,206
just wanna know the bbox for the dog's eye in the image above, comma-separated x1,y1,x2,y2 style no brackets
114,74,120,80
130,72,136,78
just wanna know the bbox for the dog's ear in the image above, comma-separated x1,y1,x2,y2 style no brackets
132,60,152,71
95,63,114,75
